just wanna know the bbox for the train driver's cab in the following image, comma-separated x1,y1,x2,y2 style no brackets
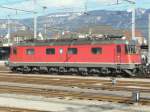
125,45,138,54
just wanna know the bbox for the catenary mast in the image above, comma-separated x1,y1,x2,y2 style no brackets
148,14,150,64
33,0,37,39
122,0,136,40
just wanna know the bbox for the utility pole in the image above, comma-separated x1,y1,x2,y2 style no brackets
7,15,10,45
121,0,136,40
84,0,88,15
132,3,136,40
148,14,150,64
44,24,47,34
33,0,37,39
117,0,119,4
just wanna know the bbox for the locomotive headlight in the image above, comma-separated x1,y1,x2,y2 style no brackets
125,41,129,45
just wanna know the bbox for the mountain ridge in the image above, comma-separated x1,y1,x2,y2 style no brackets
0,8,149,38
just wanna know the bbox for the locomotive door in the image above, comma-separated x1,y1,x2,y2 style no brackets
115,45,121,64
59,48,64,61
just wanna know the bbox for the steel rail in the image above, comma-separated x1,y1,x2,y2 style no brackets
0,85,149,105
0,107,42,112
0,73,149,92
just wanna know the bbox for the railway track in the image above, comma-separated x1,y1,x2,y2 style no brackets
0,107,43,112
0,84,149,105
0,72,149,92
0,72,148,105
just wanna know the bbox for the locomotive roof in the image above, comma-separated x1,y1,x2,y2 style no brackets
15,38,127,46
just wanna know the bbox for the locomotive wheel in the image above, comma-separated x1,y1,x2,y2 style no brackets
48,68,52,74
10,67,17,73
31,67,40,74
39,67,48,74
80,71,88,76
16,67,24,73
22,66,31,74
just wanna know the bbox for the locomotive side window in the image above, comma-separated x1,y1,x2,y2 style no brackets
116,45,121,53
26,49,35,55
91,48,102,54
13,48,17,55
46,48,55,55
68,48,77,54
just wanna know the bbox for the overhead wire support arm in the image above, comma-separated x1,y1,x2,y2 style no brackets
122,0,135,4
0,5,37,13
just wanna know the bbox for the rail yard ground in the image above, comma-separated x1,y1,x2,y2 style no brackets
0,63,149,112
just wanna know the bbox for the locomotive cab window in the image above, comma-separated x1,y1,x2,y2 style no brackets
68,48,78,54
46,48,55,55
91,48,102,54
26,49,35,55
13,48,17,55
125,45,137,54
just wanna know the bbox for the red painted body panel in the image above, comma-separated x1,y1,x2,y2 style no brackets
9,44,141,64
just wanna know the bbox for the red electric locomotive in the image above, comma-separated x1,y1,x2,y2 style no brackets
7,37,143,76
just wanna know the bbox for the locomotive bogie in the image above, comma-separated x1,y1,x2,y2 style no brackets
8,63,141,77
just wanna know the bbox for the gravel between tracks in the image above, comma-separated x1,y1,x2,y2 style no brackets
0,93,149,112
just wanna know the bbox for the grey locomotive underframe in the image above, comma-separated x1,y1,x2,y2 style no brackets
8,62,139,70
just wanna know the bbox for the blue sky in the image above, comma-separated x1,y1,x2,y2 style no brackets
137,0,150,9
0,0,149,19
